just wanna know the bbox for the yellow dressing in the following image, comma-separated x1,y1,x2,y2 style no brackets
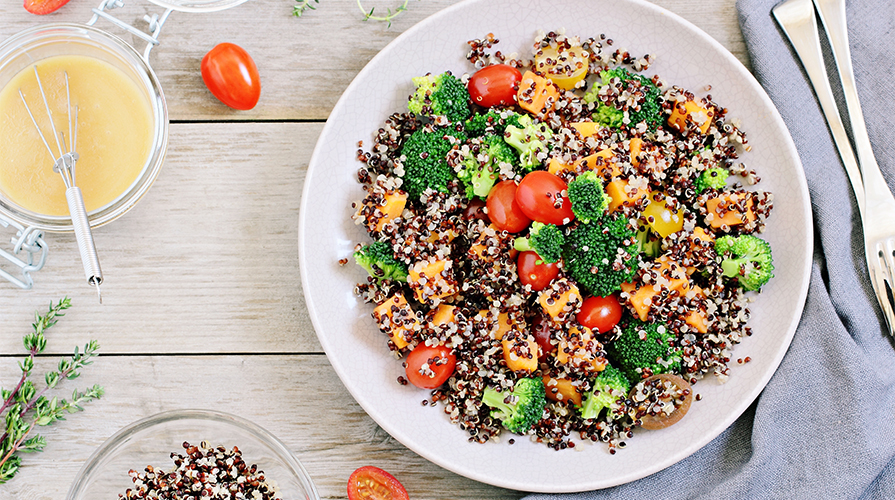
0,55,153,216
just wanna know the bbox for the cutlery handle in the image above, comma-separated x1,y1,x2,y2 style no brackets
772,0,864,211
813,0,890,213
66,186,104,290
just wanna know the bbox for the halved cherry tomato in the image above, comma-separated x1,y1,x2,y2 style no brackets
201,43,261,110
577,294,623,333
462,198,490,223
467,64,522,108
347,465,409,500
405,343,457,389
23,0,69,14
530,314,555,362
517,250,559,291
486,180,531,233
515,171,575,226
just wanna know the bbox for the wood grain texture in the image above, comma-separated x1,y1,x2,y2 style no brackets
0,0,747,122
0,122,322,355
0,355,524,500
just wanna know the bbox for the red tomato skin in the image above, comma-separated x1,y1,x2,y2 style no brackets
530,314,554,362
23,0,69,14
577,294,623,333
347,466,409,500
467,64,522,108
486,180,532,233
405,344,457,389
201,43,261,110
515,171,575,226
517,251,560,291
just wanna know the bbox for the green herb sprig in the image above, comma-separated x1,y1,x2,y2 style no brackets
0,298,103,484
293,0,410,27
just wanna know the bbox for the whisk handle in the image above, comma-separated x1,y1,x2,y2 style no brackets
65,187,103,288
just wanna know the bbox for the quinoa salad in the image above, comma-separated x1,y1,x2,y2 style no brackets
347,30,774,452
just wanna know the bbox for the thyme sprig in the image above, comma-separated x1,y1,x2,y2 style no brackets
0,298,103,485
292,0,410,27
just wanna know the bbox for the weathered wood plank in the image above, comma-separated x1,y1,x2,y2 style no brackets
0,122,322,355
0,354,524,500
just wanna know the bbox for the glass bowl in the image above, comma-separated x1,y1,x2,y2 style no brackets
0,23,167,232
66,409,320,500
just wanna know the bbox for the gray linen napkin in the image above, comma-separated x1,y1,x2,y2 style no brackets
522,1,895,498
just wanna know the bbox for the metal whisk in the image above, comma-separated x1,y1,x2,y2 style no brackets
18,66,103,302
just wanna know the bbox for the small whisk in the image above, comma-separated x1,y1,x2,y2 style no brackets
19,66,103,303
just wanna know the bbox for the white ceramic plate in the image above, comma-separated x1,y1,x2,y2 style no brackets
299,0,812,492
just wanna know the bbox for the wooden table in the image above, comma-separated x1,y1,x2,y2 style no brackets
0,1,747,497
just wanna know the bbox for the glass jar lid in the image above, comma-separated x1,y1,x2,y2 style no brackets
145,0,250,13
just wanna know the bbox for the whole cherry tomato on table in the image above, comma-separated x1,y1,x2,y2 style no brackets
515,171,575,226
201,43,261,110
405,343,457,389
577,294,623,333
347,465,409,500
486,180,531,233
23,0,69,14
467,64,522,108
517,250,560,291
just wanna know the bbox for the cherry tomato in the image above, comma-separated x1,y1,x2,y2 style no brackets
577,294,623,333
467,64,522,108
462,198,490,223
405,343,457,389
347,465,409,500
201,43,261,110
530,314,555,362
517,250,560,291
23,0,69,14
486,180,531,233
515,171,575,226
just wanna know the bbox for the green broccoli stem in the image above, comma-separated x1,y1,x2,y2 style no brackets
721,257,745,278
513,237,533,253
481,387,514,418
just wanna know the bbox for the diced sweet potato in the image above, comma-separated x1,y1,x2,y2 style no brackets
668,100,713,135
683,286,709,333
547,157,573,175
428,304,456,326
517,71,559,116
373,191,407,232
543,376,583,406
538,279,582,322
606,179,647,212
571,122,602,138
575,149,620,177
408,259,457,302
621,256,692,321
705,193,755,229
372,294,418,349
502,335,539,373
556,326,607,373
629,137,644,167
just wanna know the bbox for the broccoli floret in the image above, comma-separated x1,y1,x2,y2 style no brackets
562,213,639,297
584,68,662,132
715,234,774,291
481,378,546,434
504,115,553,172
580,365,631,420
513,222,565,264
456,134,517,199
608,319,682,383
694,167,729,194
408,72,471,123
464,109,523,137
399,128,466,200
567,170,609,223
634,223,661,258
354,241,408,283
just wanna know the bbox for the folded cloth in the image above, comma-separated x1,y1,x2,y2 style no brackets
522,1,895,498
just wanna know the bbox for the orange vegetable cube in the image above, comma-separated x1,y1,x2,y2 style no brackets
373,191,407,232
556,326,607,373
517,71,559,116
628,137,644,167
408,259,457,303
372,294,419,349
547,157,573,175
543,376,583,406
606,179,648,212
538,279,582,322
428,304,456,327
574,149,620,177
705,193,756,229
668,100,713,135
501,335,539,373
621,256,692,321
571,122,602,138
